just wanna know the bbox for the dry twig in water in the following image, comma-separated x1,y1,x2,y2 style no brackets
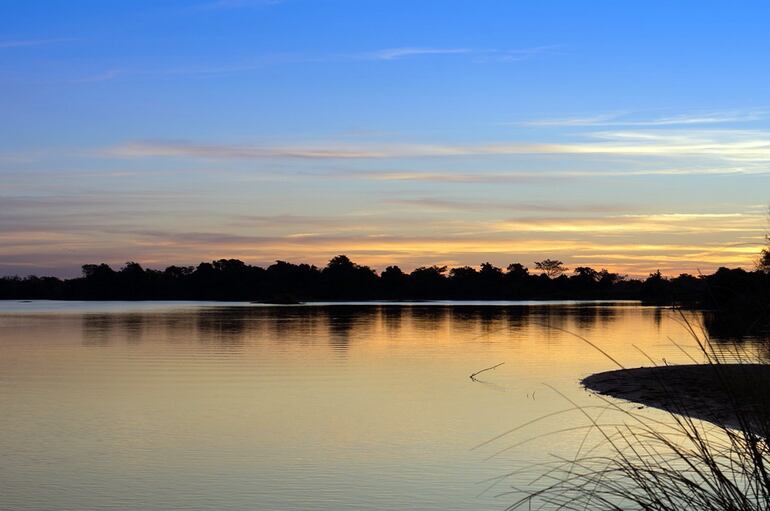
470,362,505,382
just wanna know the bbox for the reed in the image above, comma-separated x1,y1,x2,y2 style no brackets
499,313,770,510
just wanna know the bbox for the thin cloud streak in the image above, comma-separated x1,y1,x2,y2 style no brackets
365,47,470,60
106,131,770,163
330,170,553,183
518,113,623,126
520,110,768,127
1,191,764,276
328,166,767,181
493,212,763,235
473,45,563,62
385,198,631,213
76,44,557,82
365,45,559,62
2,227,763,277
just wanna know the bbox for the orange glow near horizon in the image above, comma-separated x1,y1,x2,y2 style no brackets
3,227,764,278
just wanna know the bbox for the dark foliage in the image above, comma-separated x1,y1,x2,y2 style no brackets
497,316,770,511
760,244,770,273
1,257,768,316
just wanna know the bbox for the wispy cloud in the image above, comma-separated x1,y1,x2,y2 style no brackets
327,170,554,183
474,45,562,63
74,43,556,83
105,130,770,163
326,166,767,181
354,45,561,63
519,113,627,127
493,212,762,235
106,140,405,159
364,47,471,61
3,225,762,277
520,110,767,127
384,198,629,213
361,45,560,62
0,37,77,49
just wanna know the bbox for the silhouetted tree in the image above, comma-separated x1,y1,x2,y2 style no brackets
0,275,63,299
120,261,144,276
82,263,115,279
506,263,529,277
568,266,599,296
479,262,504,298
700,267,770,340
212,258,247,273
669,273,703,303
164,265,194,279
321,255,377,299
111,262,148,299
409,265,448,298
480,262,503,279
760,206,770,272
640,270,669,304
1,254,767,318
265,261,319,301
573,267,599,282
380,265,407,299
535,259,567,278
76,263,116,299
449,266,479,298
597,269,622,287
504,263,532,298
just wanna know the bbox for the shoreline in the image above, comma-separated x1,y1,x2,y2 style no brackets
582,364,770,430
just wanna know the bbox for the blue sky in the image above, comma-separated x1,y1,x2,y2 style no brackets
2,1,770,276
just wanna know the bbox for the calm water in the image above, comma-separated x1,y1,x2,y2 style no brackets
0,301,752,511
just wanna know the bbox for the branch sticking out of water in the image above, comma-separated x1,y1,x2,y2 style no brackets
470,362,505,382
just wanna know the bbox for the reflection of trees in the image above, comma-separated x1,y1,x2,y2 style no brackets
121,314,144,344
81,313,146,345
534,305,569,333
82,315,114,346
701,310,770,364
77,304,633,355
501,307,528,332
703,310,770,344
381,306,404,337
325,306,370,352
568,304,620,331
572,306,600,331
195,309,248,346
410,306,448,329
82,310,249,347
449,307,509,342
652,307,664,329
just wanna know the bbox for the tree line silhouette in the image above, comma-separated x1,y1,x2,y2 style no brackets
1,255,768,312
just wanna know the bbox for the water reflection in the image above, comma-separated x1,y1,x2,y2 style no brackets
2,302,764,511
79,304,640,352
74,305,770,369
703,310,770,343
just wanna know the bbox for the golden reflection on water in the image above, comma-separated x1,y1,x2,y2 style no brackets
0,302,751,511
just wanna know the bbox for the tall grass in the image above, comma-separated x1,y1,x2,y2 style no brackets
497,313,770,510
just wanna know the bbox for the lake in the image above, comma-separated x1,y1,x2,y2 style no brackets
0,301,755,511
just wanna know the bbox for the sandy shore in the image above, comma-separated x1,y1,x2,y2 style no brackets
582,364,770,430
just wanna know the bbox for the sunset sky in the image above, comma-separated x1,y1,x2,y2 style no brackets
2,1,770,277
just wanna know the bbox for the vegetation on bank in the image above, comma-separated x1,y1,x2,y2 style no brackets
498,314,770,510
0,254,768,307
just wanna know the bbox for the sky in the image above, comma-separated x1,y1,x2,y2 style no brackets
2,0,770,277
